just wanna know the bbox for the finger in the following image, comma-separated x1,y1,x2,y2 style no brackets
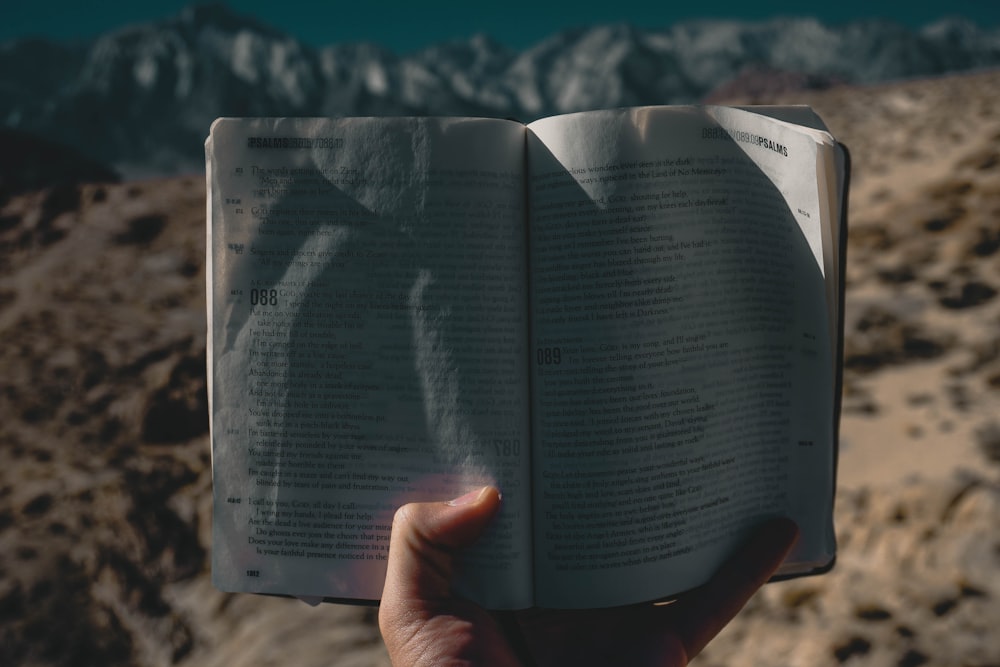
381,486,502,604
673,517,799,659
379,488,511,667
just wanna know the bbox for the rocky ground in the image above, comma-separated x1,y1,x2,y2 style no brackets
1,68,998,666
701,67,1000,667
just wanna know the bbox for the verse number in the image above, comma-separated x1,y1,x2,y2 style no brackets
250,288,279,306
493,438,521,457
536,347,561,365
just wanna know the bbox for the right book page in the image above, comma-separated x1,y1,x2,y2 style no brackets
525,106,840,609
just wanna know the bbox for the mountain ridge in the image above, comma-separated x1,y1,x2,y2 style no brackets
2,3,999,178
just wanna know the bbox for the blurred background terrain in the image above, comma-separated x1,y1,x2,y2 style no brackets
1,3,999,666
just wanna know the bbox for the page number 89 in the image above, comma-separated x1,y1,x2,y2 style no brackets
536,347,561,365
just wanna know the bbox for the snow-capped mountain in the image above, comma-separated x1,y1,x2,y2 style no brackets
2,3,999,178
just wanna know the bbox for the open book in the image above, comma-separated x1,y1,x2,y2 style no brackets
206,105,848,610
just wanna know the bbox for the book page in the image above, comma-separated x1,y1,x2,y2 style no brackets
208,117,533,609
739,105,850,361
526,107,837,608
705,105,841,574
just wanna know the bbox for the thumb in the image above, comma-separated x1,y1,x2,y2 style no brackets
381,486,502,604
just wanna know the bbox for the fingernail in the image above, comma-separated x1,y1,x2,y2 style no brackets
447,487,487,507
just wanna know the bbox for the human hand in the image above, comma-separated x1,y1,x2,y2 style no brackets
378,486,799,667
379,486,523,666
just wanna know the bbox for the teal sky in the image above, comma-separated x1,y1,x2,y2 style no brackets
4,1,999,53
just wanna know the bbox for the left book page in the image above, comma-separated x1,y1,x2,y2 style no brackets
207,117,533,609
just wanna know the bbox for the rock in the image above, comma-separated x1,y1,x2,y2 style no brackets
0,128,119,199
2,67,1000,666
